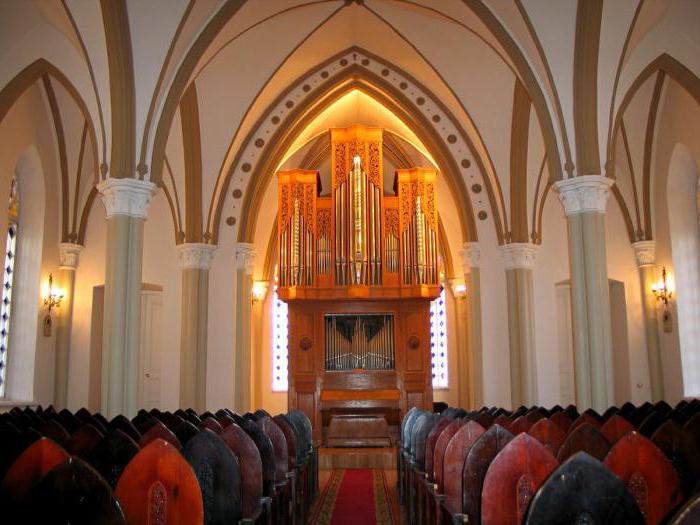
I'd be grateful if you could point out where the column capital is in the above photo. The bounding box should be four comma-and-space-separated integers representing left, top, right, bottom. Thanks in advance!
632, 240, 656, 267
460, 242, 481, 274
58, 242, 83, 270
177, 243, 216, 270
553, 175, 614, 215
97, 178, 158, 219
234, 242, 256, 275
499, 242, 538, 270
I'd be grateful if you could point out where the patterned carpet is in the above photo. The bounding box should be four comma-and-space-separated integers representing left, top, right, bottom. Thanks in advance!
310, 469, 395, 524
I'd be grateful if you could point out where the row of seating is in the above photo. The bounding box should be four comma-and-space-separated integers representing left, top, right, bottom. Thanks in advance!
0, 405, 318, 524
399, 400, 700, 525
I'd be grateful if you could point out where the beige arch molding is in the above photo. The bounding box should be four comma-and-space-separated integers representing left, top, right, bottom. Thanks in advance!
0, 58, 100, 246
210, 48, 511, 246
609, 53, 700, 242
149, 0, 565, 187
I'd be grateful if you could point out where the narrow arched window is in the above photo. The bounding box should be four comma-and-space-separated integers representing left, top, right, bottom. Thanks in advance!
271, 271, 289, 392
0, 176, 19, 397
430, 283, 448, 388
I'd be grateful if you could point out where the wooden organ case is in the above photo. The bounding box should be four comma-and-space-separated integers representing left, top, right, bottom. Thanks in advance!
278, 125, 440, 444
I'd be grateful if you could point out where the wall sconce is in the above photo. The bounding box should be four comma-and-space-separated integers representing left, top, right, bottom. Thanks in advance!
42, 273, 64, 337
252, 280, 269, 304
652, 267, 673, 332
449, 278, 467, 298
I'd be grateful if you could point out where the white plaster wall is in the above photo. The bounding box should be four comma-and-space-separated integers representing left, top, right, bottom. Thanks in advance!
533, 193, 570, 407
68, 199, 105, 410
142, 191, 181, 410
606, 194, 650, 404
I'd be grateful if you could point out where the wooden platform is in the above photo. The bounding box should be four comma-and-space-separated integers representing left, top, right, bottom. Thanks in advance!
319, 447, 397, 470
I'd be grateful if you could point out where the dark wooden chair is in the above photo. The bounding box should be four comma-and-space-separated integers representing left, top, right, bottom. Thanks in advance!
604, 431, 682, 525
557, 422, 610, 462
139, 420, 182, 450
220, 422, 267, 523
115, 438, 203, 525
601, 414, 636, 444
199, 416, 224, 435
27, 456, 126, 524
528, 418, 566, 456
131, 412, 158, 435
630, 402, 655, 427
65, 422, 104, 458
433, 419, 467, 495
0, 437, 69, 521
569, 412, 602, 433
549, 411, 574, 433
481, 433, 558, 525
638, 411, 669, 438
109, 414, 141, 443
183, 429, 243, 525
669, 492, 700, 525
58, 409, 82, 433
174, 419, 201, 446
87, 428, 140, 488
459, 424, 513, 524
525, 452, 644, 524
652, 420, 700, 495
508, 415, 533, 435
601, 405, 619, 421
39, 418, 71, 446
493, 414, 512, 431
442, 421, 486, 518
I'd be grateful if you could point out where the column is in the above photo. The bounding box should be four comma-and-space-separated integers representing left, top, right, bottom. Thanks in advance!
97, 178, 157, 418
500, 243, 538, 408
234, 242, 255, 413
553, 175, 615, 412
459, 242, 484, 409
54, 242, 83, 408
177, 243, 216, 412
632, 240, 665, 401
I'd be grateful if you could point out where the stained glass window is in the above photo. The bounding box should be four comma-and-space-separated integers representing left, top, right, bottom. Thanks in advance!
430, 284, 448, 388
271, 286, 289, 392
0, 177, 18, 398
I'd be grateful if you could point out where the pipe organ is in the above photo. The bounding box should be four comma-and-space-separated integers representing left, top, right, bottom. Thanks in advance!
278, 125, 439, 444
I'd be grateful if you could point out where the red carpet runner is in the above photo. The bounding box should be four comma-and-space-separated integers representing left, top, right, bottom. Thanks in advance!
310, 469, 394, 524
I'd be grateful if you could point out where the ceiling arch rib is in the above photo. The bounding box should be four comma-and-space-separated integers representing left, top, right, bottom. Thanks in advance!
210, 48, 512, 246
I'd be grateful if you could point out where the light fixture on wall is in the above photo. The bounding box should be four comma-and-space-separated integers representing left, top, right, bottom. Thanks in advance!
652, 267, 673, 332
450, 278, 467, 298
42, 273, 64, 337
252, 280, 269, 304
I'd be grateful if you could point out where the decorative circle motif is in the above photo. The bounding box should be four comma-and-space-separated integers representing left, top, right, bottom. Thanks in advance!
471, 184, 482, 194
321, 71, 329, 79
254, 138, 265, 148
381, 68, 389, 76
340, 59, 348, 66
447, 134, 457, 144
416, 97, 425, 105
399, 82, 408, 90
461, 158, 471, 169
407, 335, 420, 349
432, 114, 441, 123
232, 189, 243, 199
300, 337, 313, 351
241, 163, 252, 173
361, 58, 370, 66
478, 211, 488, 220
271, 116, 280, 124
303, 84, 311, 92
226, 216, 236, 226
285, 100, 294, 109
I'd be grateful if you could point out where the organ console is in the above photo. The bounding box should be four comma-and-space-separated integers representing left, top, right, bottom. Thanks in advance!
278, 125, 440, 444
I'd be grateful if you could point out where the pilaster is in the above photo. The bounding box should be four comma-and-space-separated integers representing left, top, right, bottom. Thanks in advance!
499, 243, 538, 408
632, 241, 665, 401
234, 242, 256, 413
177, 243, 216, 412
459, 242, 483, 408
54, 243, 83, 408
